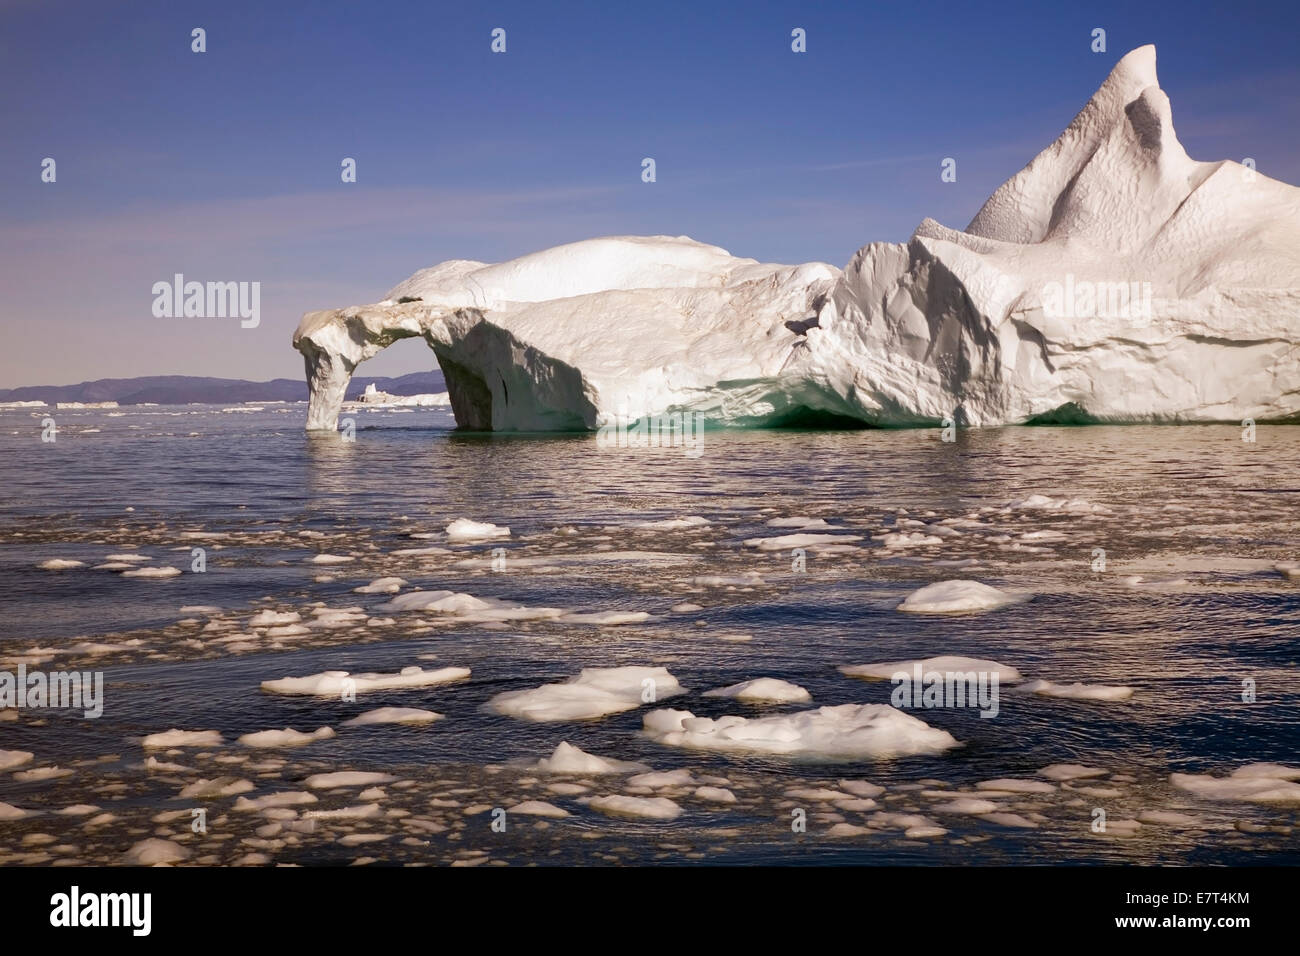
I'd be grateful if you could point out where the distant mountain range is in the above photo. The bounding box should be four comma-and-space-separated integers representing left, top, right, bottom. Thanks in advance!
0, 371, 445, 406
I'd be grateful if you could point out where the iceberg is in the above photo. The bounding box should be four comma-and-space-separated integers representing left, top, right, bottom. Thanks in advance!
294, 46, 1300, 431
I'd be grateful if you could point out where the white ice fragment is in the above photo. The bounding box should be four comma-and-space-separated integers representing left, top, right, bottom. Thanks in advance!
445, 519, 510, 543
702, 677, 811, 703
260, 666, 469, 696
643, 704, 959, 759
489, 666, 684, 722
897, 580, 1022, 614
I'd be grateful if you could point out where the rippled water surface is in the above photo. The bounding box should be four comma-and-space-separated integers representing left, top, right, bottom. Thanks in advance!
1, 403, 1298, 865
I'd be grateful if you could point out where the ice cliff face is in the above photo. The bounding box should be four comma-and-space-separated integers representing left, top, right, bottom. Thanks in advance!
294, 46, 1300, 431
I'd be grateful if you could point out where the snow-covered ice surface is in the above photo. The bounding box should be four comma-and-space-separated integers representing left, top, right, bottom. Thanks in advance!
897, 580, 1022, 614
642, 704, 961, 759
295, 45, 1300, 434
488, 666, 685, 722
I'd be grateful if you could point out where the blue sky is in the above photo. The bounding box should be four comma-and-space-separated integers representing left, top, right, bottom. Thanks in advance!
2, 0, 1298, 386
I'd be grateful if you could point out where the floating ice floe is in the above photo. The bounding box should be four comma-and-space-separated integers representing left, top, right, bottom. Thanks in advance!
141, 729, 223, 748
303, 803, 382, 820
530, 741, 649, 774
233, 792, 318, 812
702, 677, 812, 703
260, 665, 470, 696
179, 777, 254, 798
122, 565, 182, 578
0, 749, 34, 770
353, 577, 408, 594
1170, 763, 1300, 804
488, 666, 685, 722
377, 590, 563, 622
628, 769, 695, 789
249, 610, 301, 627
897, 580, 1022, 613
445, 519, 510, 543
840, 656, 1025, 683
587, 794, 683, 820
631, 516, 710, 531
123, 838, 190, 865
237, 727, 336, 748
642, 703, 960, 759
694, 786, 737, 804
875, 532, 944, 549
766, 517, 836, 529
341, 707, 443, 726
304, 771, 396, 789
14, 765, 72, 782
507, 800, 570, 818
743, 533, 863, 551
1039, 764, 1108, 781
975, 778, 1057, 794
1013, 679, 1133, 701
689, 572, 764, 587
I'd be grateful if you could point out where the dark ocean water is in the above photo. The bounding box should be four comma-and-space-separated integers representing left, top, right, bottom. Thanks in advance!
0, 402, 1297, 865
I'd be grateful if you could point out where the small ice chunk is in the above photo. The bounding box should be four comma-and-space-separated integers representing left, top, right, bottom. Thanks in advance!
975, 778, 1056, 794
341, 707, 443, 727
303, 803, 382, 820
307, 554, 353, 565
589, 795, 683, 820
931, 798, 1001, 814
628, 769, 695, 789
898, 580, 1021, 613
507, 800, 570, 818
632, 516, 710, 531
123, 838, 191, 865
0, 750, 35, 771
531, 741, 649, 774
122, 566, 182, 578
744, 533, 862, 551
702, 677, 811, 703
1170, 764, 1300, 803
488, 666, 684, 722
1039, 764, 1107, 781
260, 665, 470, 696
237, 727, 336, 748
353, 577, 408, 594
694, 786, 736, 804
446, 519, 510, 542
1015, 679, 1133, 701
644, 703, 959, 759
179, 777, 254, 798
249, 610, 301, 627
841, 656, 1024, 683
304, 771, 397, 789
142, 729, 223, 748
233, 792, 318, 812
